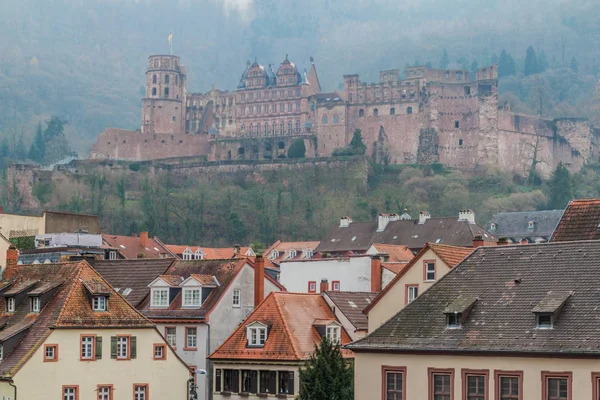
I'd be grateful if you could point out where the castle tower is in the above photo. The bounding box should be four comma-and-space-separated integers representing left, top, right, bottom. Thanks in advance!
141, 55, 187, 135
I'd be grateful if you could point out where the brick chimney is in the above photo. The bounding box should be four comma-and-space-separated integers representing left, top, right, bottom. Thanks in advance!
319, 279, 329, 293
371, 256, 382, 292
254, 254, 265, 307
140, 231, 149, 248
497, 237, 509, 246
472, 234, 484, 248
4, 245, 19, 280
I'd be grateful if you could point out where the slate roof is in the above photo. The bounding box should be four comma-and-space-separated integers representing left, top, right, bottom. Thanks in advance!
348, 240, 600, 356
209, 292, 353, 361
101, 234, 173, 259
0, 261, 152, 376
551, 199, 600, 242
324, 291, 378, 331
315, 222, 377, 253
89, 259, 174, 307
486, 210, 563, 240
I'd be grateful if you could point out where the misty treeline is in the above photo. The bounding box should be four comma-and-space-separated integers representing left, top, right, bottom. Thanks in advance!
3, 160, 596, 247
1, 0, 600, 155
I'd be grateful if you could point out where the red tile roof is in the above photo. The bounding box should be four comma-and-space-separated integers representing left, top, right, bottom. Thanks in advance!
102, 234, 173, 259
551, 199, 598, 242
164, 245, 254, 260
263, 240, 321, 265
364, 243, 473, 314
381, 262, 409, 274
372, 244, 414, 262
209, 292, 353, 361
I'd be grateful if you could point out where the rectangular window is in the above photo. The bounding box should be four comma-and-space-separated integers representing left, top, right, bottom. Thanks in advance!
241, 370, 258, 393
260, 370, 277, 394
183, 288, 201, 307
424, 261, 436, 281
153, 344, 166, 360
462, 370, 488, 400
332, 281, 341, 291
93, 296, 107, 311
308, 281, 317, 293
383, 366, 406, 400
233, 289, 241, 307
429, 368, 454, 400
494, 370, 522, 400
109, 251, 117, 260
7, 297, 14, 313
81, 335, 95, 360
406, 285, 419, 304
278, 371, 295, 394
223, 369, 240, 393
134, 384, 148, 400
455, 121, 460, 128
97, 385, 113, 400
63, 386, 78, 400
326, 326, 340, 343
215, 369, 222, 392
151, 288, 169, 307
542, 372, 571, 400
165, 327, 176, 348
44, 344, 58, 362
116, 336, 129, 359
32, 296, 40, 312
185, 327, 197, 349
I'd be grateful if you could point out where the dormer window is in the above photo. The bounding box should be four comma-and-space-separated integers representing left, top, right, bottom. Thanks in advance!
183, 248, 193, 260
194, 250, 204, 260
31, 297, 40, 313
444, 296, 477, 329
183, 288, 201, 307
447, 313, 461, 329
0, 344, 3, 361
270, 250, 279, 260
7, 298, 15, 313
489, 223, 496, 232
536, 313, 553, 329
93, 296, 107, 311
151, 288, 169, 308
326, 325, 340, 343
528, 220, 535, 230
287, 249, 297, 259
304, 249, 313, 259
246, 323, 268, 347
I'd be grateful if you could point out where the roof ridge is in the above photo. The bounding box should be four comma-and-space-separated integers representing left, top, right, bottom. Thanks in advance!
273, 293, 302, 359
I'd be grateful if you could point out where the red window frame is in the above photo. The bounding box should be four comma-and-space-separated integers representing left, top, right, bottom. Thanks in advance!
80, 334, 97, 361
184, 326, 198, 351
97, 384, 113, 400
332, 281, 341, 291
62, 385, 79, 400
43, 343, 58, 362
423, 260, 436, 281
153, 343, 166, 360
381, 366, 406, 400
308, 281, 317, 294
591, 372, 600, 400
494, 370, 523, 400
541, 371, 572, 400
404, 284, 419, 305
428, 368, 454, 400
461, 369, 489, 400
133, 384, 149, 400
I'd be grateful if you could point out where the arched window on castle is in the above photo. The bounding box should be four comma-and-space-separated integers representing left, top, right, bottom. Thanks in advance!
241, 124, 246, 132
280, 122, 284, 134
333, 113, 340, 124
165, 74, 169, 84
322, 114, 328, 125
407, 107, 413, 114
373, 109, 379, 116
390, 108, 396, 115
153, 74, 157, 84
164, 88, 169, 98
249, 124, 253, 133
288, 121, 292, 134
152, 88, 157, 96
296, 120, 300, 132
359, 109, 364, 117
272, 122, 276, 134
264, 124, 268, 135
256, 123, 261, 134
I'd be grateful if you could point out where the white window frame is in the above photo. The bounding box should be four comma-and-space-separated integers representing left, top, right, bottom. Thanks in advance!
63, 387, 77, 400
7, 297, 15, 313
81, 336, 94, 360
0, 344, 3, 361
425, 262, 436, 281
183, 288, 201, 307
109, 251, 117, 260
93, 296, 107, 311
303, 249, 313, 259
326, 325, 340, 344
154, 345, 164, 359
117, 336, 129, 359
247, 326, 267, 346
165, 327, 177, 347
332, 281, 340, 291
269, 250, 279, 260
232, 289, 241, 308
134, 385, 147, 400
287, 249, 297, 259
183, 248, 193, 260
98, 386, 111, 400
151, 288, 169, 308
186, 327, 197, 349
194, 249, 204, 260
407, 286, 419, 303
32, 296, 40, 312
45, 345, 56, 360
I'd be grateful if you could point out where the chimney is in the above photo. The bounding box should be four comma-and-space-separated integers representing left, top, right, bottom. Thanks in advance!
140, 231, 149, 248
254, 254, 265, 307
370, 256, 382, 292
418, 211, 431, 225
319, 279, 329, 293
0, 206, 4, 214
339, 216, 352, 228
458, 209, 476, 224
377, 213, 399, 232
234, 244, 240, 256
4, 246, 19, 280
472, 234, 484, 248
497, 237, 509, 246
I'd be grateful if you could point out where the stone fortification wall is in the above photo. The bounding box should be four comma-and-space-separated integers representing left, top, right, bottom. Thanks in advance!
90, 128, 210, 161
208, 135, 317, 161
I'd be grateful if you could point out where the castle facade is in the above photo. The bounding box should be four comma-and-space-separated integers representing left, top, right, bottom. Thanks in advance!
90, 55, 599, 177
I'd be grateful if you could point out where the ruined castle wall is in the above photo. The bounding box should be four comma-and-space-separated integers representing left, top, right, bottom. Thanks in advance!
555, 118, 593, 161
90, 128, 210, 161
208, 135, 317, 161
497, 111, 553, 137
316, 104, 347, 156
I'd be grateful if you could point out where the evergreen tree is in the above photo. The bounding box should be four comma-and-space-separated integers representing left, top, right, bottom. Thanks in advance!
298, 336, 353, 400
548, 162, 573, 209
570, 57, 579, 74
14, 134, 26, 160
524, 46, 539, 76
349, 129, 366, 155
498, 50, 517, 78
28, 123, 46, 163
439, 49, 449, 69
538, 50, 549, 72
287, 138, 306, 158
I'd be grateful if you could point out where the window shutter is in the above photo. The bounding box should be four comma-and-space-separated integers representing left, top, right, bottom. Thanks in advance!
96, 336, 102, 360
130, 336, 137, 359
110, 336, 117, 359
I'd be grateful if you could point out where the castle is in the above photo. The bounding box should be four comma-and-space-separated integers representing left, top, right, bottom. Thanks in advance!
90, 54, 599, 177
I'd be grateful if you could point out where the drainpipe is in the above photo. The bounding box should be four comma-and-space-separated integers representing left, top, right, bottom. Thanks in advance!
8, 378, 16, 400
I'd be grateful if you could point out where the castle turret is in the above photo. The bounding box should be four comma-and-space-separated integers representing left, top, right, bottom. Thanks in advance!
141, 55, 186, 135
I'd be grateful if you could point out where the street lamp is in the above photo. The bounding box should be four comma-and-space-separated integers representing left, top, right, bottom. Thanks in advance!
188, 369, 207, 400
